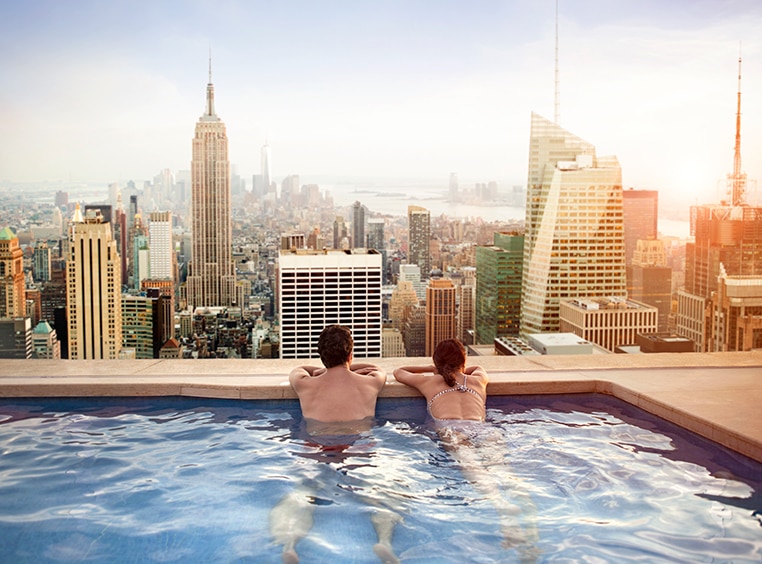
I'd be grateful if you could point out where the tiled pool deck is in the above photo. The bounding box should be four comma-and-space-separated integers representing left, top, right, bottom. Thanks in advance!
1, 351, 760, 462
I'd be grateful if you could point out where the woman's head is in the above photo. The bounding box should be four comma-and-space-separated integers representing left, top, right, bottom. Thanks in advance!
433, 339, 467, 387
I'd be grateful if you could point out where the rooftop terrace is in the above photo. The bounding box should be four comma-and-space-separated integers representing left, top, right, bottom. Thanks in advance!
1, 352, 760, 462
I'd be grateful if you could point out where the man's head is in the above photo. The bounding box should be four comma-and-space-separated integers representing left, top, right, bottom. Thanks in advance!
318, 325, 353, 368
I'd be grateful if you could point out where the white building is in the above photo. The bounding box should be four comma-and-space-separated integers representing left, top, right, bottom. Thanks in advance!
149, 211, 174, 281
278, 249, 382, 359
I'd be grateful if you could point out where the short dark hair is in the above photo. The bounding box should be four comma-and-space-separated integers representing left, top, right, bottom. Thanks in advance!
318, 325, 353, 368
433, 339, 466, 387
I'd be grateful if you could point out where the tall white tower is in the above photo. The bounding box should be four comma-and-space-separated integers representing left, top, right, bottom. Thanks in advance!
521, 113, 626, 335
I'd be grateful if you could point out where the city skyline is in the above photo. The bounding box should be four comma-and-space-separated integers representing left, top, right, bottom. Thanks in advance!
1, 1, 762, 208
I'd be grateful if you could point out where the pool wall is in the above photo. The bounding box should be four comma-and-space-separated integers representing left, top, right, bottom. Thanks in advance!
0, 351, 760, 463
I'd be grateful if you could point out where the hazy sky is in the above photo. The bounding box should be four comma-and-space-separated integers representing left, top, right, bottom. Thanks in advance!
1, 0, 761, 206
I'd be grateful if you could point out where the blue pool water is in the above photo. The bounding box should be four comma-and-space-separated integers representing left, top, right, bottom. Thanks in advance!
0, 394, 760, 563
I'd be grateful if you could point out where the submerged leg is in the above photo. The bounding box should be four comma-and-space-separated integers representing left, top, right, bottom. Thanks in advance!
371, 508, 402, 564
269, 489, 316, 563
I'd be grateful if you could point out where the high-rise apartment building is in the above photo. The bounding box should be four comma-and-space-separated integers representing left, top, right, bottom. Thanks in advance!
278, 249, 382, 359
521, 113, 627, 336
408, 205, 431, 278
186, 67, 236, 308
149, 211, 174, 281
622, 189, 658, 265
0, 227, 26, 317
352, 201, 366, 249
475, 232, 524, 344
66, 207, 122, 359
425, 277, 456, 356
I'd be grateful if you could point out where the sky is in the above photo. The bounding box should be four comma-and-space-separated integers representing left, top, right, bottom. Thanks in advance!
1, 0, 761, 208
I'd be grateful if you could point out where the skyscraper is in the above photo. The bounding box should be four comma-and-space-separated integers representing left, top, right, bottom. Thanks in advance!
186, 64, 236, 308
627, 239, 672, 332
676, 57, 762, 351
66, 206, 122, 359
476, 232, 524, 344
352, 201, 366, 249
278, 248, 382, 359
521, 113, 627, 335
0, 227, 26, 318
622, 189, 658, 265
425, 277, 456, 356
408, 205, 431, 278
33, 241, 52, 283
149, 211, 174, 281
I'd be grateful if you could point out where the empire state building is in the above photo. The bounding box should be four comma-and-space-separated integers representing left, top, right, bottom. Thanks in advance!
186, 66, 236, 308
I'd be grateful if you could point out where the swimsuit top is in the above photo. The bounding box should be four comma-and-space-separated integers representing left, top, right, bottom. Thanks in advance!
426, 374, 484, 421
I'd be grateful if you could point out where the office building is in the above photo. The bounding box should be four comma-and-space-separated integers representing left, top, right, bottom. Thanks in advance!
622, 189, 658, 265
402, 304, 426, 357
627, 239, 672, 332
278, 248, 382, 359
710, 267, 762, 352
559, 297, 658, 353
333, 216, 348, 250
0, 317, 32, 359
521, 113, 627, 336
121, 295, 155, 359
0, 227, 26, 317
186, 65, 236, 308
408, 205, 431, 278
677, 58, 762, 351
382, 327, 405, 358
32, 320, 61, 359
456, 266, 476, 344
33, 241, 52, 283
66, 206, 122, 359
149, 211, 174, 281
352, 201, 366, 249
389, 280, 419, 331
425, 277, 456, 356
475, 232, 524, 344
398, 263, 426, 301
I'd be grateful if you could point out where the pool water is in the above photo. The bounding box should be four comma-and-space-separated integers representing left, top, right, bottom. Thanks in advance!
0, 394, 760, 563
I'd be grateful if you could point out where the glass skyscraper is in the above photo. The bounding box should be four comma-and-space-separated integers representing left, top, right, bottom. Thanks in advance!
521, 113, 627, 335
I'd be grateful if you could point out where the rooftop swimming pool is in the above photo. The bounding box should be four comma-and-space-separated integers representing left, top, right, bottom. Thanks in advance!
1, 394, 760, 563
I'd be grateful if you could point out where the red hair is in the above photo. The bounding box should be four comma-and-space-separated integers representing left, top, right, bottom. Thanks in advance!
433, 339, 466, 387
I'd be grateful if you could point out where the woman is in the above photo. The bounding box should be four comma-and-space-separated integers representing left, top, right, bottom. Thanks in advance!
393, 339, 488, 422
394, 339, 539, 561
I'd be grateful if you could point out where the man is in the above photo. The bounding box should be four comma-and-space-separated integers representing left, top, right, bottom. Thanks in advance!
271, 325, 399, 564
288, 324, 386, 424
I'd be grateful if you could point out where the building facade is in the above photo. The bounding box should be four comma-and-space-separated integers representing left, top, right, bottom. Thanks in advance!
0, 227, 26, 318
278, 249, 382, 359
149, 211, 174, 281
475, 232, 524, 344
559, 297, 658, 353
66, 207, 122, 359
521, 113, 627, 336
627, 239, 672, 332
408, 205, 431, 278
622, 189, 658, 265
186, 68, 236, 308
425, 277, 456, 356
710, 267, 762, 352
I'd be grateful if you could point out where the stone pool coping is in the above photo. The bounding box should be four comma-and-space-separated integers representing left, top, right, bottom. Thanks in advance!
1, 351, 761, 463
